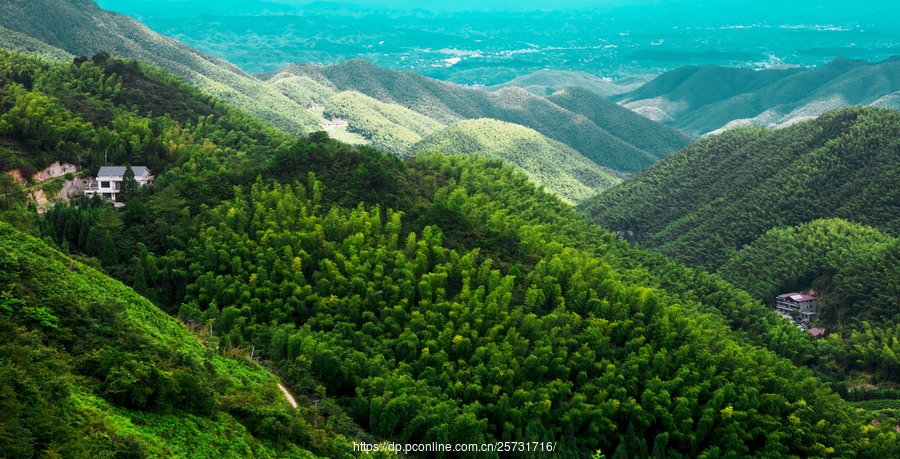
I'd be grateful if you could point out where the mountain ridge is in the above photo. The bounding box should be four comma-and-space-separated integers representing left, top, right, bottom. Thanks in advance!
271, 58, 692, 173
616, 56, 900, 135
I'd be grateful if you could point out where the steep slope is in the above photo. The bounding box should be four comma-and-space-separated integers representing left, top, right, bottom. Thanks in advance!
0, 0, 319, 134
548, 86, 694, 158
0, 221, 335, 458
410, 118, 622, 204
0, 24, 73, 63
272, 59, 686, 173
579, 107, 900, 270
616, 57, 900, 135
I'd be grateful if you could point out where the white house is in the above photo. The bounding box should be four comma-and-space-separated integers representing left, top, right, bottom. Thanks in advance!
775, 292, 818, 322
84, 166, 153, 205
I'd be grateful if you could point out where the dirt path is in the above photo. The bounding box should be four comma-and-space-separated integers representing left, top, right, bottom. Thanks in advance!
278, 383, 299, 409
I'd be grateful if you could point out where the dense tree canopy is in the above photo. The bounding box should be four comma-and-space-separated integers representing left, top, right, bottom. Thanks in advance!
1, 49, 898, 457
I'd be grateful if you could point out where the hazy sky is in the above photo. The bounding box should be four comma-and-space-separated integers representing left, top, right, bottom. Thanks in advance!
96, 0, 900, 22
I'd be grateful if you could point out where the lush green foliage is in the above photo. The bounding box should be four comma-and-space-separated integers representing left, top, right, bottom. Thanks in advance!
718, 219, 897, 324
324, 90, 445, 154
581, 107, 900, 270
548, 87, 694, 158
582, 109, 900, 412
0, 222, 335, 458
2, 48, 898, 457
715, 219, 900, 386
411, 118, 621, 204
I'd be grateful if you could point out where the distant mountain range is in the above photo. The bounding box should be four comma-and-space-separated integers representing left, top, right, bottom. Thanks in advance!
0, 0, 694, 204
611, 57, 900, 136
270, 60, 693, 175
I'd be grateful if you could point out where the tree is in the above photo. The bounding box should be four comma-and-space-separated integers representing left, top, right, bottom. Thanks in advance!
119, 164, 140, 203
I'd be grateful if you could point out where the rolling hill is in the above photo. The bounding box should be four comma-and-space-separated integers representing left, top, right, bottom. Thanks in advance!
270, 59, 692, 173
716, 218, 898, 326
615, 56, 900, 135
410, 118, 622, 204
548, 86, 695, 160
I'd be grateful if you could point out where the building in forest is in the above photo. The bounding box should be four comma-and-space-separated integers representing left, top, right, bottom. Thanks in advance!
775, 292, 817, 322
84, 166, 153, 206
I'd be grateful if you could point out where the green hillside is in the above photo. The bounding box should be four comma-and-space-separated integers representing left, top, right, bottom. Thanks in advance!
615, 57, 900, 135
411, 118, 621, 204
274, 59, 684, 173
717, 219, 897, 322
580, 110, 900, 398
1, 48, 898, 457
717, 220, 900, 393
324, 91, 445, 154
0, 221, 340, 458
548, 87, 694, 159
0, 0, 321, 135
580, 107, 900, 270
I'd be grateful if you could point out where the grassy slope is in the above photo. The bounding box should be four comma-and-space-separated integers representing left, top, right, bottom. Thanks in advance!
0, 25, 73, 63
0, 0, 320, 135
410, 118, 622, 204
324, 90, 445, 154
484, 69, 650, 98
0, 221, 324, 458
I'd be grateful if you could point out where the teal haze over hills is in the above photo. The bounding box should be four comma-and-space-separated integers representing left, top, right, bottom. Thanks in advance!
96, 0, 900, 83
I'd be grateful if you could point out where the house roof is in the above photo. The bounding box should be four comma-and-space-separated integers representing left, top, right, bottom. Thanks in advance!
777, 292, 816, 302
97, 166, 150, 177
807, 328, 825, 337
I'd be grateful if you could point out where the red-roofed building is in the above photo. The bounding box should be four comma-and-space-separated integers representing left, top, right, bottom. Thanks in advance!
775, 292, 818, 321
807, 328, 825, 338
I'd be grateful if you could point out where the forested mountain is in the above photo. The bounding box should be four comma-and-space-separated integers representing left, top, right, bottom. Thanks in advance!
0, 0, 320, 134
1, 49, 898, 457
410, 119, 622, 204
580, 109, 900, 401
580, 107, 900, 270
548, 87, 695, 160
270, 59, 692, 173
614, 56, 900, 135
